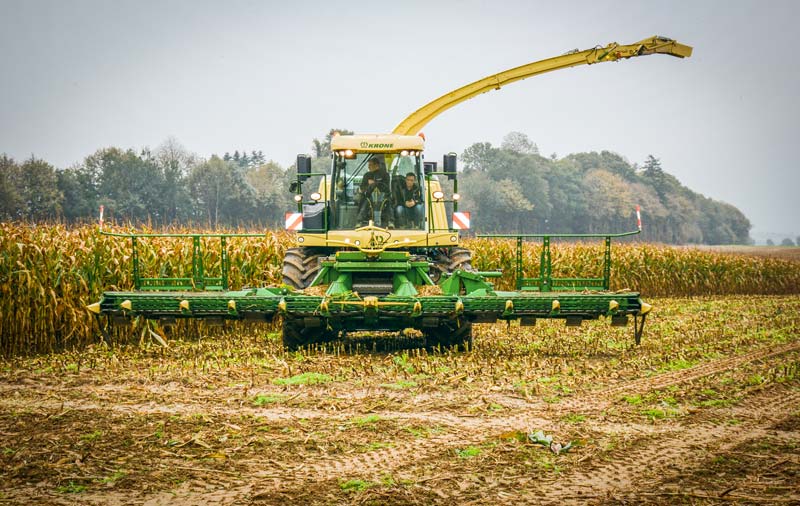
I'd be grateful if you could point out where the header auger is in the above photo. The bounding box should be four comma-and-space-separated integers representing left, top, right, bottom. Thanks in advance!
89, 36, 690, 350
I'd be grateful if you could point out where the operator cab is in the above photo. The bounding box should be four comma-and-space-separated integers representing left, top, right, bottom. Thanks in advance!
329, 134, 427, 231
292, 133, 459, 242
330, 151, 424, 230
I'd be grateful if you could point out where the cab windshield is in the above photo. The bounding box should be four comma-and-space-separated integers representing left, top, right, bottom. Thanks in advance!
330, 152, 424, 230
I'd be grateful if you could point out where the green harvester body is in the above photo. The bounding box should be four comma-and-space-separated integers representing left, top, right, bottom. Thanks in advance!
92, 228, 650, 348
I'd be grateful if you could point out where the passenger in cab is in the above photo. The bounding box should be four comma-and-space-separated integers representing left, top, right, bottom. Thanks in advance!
394, 172, 423, 229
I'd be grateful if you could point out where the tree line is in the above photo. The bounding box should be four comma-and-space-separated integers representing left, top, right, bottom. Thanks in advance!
0, 130, 752, 244
767, 238, 799, 247
0, 138, 292, 228
458, 132, 751, 244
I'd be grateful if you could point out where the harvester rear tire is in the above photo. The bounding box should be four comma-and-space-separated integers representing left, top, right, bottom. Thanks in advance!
282, 248, 323, 289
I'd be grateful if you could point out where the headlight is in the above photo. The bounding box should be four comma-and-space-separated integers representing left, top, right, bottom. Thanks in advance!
432, 190, 444, 199
344, 149, 354, 157
452, 193, 460, 201
293, 194, 303, 202
310, 192, 321, 201
354, 240, 361, 246
401, 150, 409, 156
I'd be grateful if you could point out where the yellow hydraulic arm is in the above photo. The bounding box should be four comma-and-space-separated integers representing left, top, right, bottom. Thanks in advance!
392, 36, 692, 135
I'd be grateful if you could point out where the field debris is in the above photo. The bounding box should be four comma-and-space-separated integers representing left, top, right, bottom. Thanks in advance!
301, 284, 329, 296
529, 430, 573, 454
416, 284, 444, 296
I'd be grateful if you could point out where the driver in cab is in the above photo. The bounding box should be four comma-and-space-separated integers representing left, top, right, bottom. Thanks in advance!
359, 156, 390, 195
356, 156, 392, 226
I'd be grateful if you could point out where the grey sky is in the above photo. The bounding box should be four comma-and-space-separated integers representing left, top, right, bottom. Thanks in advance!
1, 0, 798, 238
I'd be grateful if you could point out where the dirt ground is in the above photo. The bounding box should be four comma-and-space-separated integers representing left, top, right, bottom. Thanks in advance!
1, 295, 798, 505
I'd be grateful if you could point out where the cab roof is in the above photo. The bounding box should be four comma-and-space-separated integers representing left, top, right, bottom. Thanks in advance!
330, 133, 425, 152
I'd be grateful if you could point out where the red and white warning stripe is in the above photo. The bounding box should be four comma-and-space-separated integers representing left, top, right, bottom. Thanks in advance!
99, 205, 104, 227
452, 211, 471, 230
285, 212, 303, 231
636, 205, 642, 230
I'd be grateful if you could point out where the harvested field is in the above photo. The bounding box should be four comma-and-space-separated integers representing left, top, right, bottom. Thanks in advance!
1, 295, 798, 505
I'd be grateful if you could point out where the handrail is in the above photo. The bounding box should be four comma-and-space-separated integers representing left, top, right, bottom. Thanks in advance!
97, 228, 268, 291
478, 229, 640, 239
100, 230, 266, 238
477, 229, 640, 291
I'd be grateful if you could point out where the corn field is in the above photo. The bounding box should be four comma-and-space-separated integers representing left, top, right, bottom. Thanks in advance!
469, 239, 800, 294
2, 223, 799, 356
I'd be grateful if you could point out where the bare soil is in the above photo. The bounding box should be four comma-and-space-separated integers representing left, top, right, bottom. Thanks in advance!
1, 295, 798, 505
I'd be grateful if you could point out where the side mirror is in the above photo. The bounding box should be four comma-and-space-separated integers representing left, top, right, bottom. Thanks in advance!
443, 153, 457, 180
297, 154, 312, 181
424, 161, 437, 175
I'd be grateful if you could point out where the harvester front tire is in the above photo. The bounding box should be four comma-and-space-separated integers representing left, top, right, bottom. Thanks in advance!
281, 318, 304, 350
424, 319, 472, 352
281, 317, 335, 351
431, 247, 475, 283
447, 247, 474, 273
282, 248, 322, 289
452, 321, 473, 351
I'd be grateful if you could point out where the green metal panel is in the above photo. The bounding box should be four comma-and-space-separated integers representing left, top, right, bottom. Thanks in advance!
334, 261, 410, 272
221, 236, 229, 290
540, 236, 552, 292
603, 236, 611, 290
192, 236, 203, 289
327, 273, 352, 296
99, 289, 642, 323
132, 236, 140, 289
336, 251, 409, 261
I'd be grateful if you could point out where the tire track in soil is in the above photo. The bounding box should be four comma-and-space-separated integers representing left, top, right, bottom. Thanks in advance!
555, 339, 800, 414
72, 340, 799, 505
6, 341, 797, 433
380, 384, 800, 506
0, 396, 503, 431
244, 340, 800, 493
524, 384, 800, 505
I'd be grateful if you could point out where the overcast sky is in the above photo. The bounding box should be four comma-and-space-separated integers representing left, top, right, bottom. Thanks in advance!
1, 0, 798, 238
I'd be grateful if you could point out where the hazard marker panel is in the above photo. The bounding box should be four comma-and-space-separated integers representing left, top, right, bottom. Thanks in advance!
636, 205, 642, 230
285, 212, 303, 231
452, 211, 471, 230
